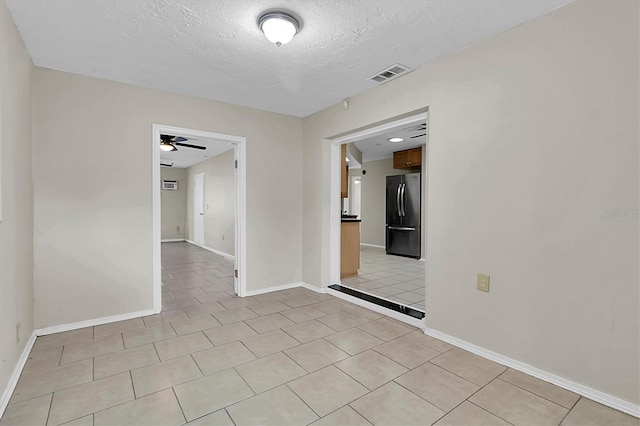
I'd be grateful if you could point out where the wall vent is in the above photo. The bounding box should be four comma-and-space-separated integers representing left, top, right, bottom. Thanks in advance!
368, 64, 412, 84
162, 180, 178, 191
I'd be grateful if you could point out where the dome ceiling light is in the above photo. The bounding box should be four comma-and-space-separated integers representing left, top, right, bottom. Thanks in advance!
258, 11, 301, 47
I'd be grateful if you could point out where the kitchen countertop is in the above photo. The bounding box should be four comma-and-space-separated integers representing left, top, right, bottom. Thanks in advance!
341, 218, 362, 223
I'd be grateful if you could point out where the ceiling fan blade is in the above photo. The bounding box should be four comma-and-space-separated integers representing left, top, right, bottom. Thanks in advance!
161, 163, 173, 167
173, 137, 188, 142
175, 142, 206, 150
410, 134, 427, 138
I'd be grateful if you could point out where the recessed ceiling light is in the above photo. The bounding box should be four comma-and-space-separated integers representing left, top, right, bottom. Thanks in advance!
388, 137, 404, 143
258, 11, 301, 47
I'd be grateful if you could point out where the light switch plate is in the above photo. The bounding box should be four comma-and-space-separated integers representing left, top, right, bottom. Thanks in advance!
477, 274, 490, 292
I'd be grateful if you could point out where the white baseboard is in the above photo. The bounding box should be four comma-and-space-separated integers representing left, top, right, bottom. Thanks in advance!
161, 238, 185, 243
185, 240, 235, 260
300, 282, 326, 294
360, 243, 385, 249
35, 309, 158, 336
0, 331, 37, 417
244, 282, 304, 297
326, 287, 424, 329
423, 327, 640, 418
202, 245, 234, 260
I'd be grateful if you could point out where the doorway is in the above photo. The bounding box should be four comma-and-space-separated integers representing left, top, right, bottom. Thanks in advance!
152, 124, 248, 312
193, 173, 205, 246
326, 111, 429, 322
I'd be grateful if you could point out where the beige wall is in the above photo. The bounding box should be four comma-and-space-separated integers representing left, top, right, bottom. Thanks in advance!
0, 0, 34, 403
32, 69, 303, 328
186, 149, 236, 257
160, 168, 187, 240
303, 0, 639, 406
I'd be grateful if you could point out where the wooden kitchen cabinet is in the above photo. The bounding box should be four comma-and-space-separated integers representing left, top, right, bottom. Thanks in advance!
393, 147, 422, 169
340, 221, 360, 278
341, 144, 348, 198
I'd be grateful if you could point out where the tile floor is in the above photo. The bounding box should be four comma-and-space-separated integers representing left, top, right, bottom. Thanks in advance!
341, 246, 426, 311
1, 242, 637, 425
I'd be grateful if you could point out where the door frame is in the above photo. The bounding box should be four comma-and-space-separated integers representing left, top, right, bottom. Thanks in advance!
152, 124, 248, 313
193, 172, 206, 247
326, 111, 429, 286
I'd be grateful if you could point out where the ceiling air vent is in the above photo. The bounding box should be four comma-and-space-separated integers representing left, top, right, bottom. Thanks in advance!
368, 64, 412, 84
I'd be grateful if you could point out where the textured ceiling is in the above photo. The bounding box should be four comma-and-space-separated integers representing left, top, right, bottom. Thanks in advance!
7, 0, 572, 117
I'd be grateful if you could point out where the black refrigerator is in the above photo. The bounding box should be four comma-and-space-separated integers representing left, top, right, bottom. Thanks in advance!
386, 172, 421, 258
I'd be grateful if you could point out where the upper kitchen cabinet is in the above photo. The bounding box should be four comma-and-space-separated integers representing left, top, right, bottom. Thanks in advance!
341, 144, 348, 198
393, 147, 422, 170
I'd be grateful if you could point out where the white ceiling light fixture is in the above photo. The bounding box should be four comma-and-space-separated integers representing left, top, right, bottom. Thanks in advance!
388, 137, 404, 143
258, 11, 301, 47
160, 140, 177, 151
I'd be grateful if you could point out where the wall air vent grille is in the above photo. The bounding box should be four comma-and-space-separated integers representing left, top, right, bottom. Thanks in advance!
162, 180, 178, 191
368, 63, 413, 84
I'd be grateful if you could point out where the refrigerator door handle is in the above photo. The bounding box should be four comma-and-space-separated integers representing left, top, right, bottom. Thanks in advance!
400, 183, 406, 216
396, 184, 402, 217
388, 226, 416, 231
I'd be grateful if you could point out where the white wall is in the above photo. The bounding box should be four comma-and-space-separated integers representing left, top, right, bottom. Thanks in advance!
32, 69, 303, 328
186, 149, 236, 257
160, 167, 187, 240
303, 0, 638, 407
0, 0, 34, 405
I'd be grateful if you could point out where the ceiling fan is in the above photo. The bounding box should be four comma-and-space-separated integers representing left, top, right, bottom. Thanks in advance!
161, 162, 173, 167
160, 134, 206, 152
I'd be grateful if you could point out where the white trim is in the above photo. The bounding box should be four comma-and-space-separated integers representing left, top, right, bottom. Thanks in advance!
35, 309, 157, 336
152, 124, 247, 303
184, 239, 234, 260
327, 287, 424, 329
244, 282, 303, 297
300, 282, 326, 294
423, 327, 640, 418
0, 331, 37, 417
192, 172, 206, 247
202, 245, 235, 260
360, 243, 385, 249
327, 111, 429, 288
161, 238, 185, 243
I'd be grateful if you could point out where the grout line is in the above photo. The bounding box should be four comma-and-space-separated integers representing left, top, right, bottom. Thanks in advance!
467, 400, 515, 425
559, 395, 582, 424
223, 407, 238, 426
128, 370, 136, 399
44, 392, 54, 426
496, 375, 577, 411
284, 381, 324, 419
171, 387, 188, 423
189, 353, 206, 377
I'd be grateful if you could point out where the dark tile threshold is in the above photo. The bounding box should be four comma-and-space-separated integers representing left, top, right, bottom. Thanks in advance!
328, 284, 425, 320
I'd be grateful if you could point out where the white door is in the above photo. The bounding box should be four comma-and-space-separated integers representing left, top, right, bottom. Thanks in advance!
193, 173, 205, 246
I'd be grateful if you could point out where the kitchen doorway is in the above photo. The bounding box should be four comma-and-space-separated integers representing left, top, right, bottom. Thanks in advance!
152, 124, 248, 313
326, 111, 428, 325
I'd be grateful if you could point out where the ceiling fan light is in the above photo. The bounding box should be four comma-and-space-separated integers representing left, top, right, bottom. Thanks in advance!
259, 12, 300, 46
160, 141, 177, 151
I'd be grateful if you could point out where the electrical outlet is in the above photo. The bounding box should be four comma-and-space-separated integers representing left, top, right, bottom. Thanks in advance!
16, 322, 21, 343
477, 274, 490, 292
